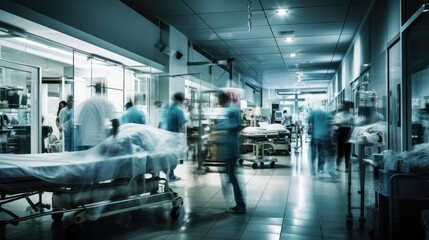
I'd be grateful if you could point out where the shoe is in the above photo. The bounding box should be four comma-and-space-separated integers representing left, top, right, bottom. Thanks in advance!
317, 169, 324, 173
226, 206, 246, 214
335, 167, 340, 171
169, 175, 181, 182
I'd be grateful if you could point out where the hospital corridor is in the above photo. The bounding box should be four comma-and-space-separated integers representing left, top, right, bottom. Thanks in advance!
1, 0, 429, 240
1, 141, 374, 240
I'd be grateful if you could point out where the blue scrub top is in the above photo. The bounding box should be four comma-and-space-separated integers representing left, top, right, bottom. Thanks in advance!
121, 106, 146, 125
162, 103, 187, 133
216, 104, 242, 160
307, 108, 331, 140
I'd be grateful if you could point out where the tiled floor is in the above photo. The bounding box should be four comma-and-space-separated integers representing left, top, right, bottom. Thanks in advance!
2, 142, 376, 240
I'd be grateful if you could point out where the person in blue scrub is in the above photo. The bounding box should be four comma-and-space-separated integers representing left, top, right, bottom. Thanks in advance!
162, 92, 187, 181
216, 91, 246, 214
120, 101, 146, 125
307, 105, 332, 174
58, 95, 74, 151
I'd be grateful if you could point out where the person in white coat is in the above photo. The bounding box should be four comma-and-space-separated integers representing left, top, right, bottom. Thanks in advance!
75, 83, 118, 151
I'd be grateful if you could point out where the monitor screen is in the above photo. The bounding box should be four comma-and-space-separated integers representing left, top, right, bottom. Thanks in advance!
275, 111, 282, 118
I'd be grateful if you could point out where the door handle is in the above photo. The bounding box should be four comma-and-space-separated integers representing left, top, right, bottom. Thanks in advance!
397, 84, 401, 127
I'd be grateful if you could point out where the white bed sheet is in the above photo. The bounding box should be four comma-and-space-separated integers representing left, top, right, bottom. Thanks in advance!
0, 124, 186, 186
241, 124, 289, 138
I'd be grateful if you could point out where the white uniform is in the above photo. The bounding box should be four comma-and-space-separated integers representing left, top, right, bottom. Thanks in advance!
76, 96, 116, 148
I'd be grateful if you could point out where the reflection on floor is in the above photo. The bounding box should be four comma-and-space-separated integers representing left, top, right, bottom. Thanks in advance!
3, 142, 376, 240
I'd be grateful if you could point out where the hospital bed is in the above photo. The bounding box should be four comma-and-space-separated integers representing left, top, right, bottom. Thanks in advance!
239, 124, 290, 169
0, 124, 185, 239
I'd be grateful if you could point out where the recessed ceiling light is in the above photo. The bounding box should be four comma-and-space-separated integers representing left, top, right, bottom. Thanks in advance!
284, 37, 294, 42
289, 53, 297, 57
276, 9, 288, 16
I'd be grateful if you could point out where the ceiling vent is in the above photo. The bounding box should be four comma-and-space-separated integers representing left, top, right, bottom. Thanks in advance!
278, 30, 295, 36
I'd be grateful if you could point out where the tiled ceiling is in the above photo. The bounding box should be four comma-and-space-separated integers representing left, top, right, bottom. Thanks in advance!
132, 0, 372, 90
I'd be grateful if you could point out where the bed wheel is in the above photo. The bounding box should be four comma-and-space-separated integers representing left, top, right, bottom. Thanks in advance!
170, 206, 181, 220
252, 163, 257, 169
270, 161, 275, 168
52, 210, 64, 221
65, 223, 82, 238
238, 159, 243, 165
259, 162, 264, 167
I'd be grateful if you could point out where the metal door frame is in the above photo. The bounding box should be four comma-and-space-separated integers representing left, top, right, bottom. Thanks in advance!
0, 59, 41, 153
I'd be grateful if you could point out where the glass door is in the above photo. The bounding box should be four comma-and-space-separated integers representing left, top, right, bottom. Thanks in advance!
405, 9, 429, 149
388, 41, 402, 151
0, 59, 40, 153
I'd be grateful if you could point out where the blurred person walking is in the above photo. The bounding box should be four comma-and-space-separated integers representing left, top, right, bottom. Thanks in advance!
333, 101, 354, 172
307, 105, 332, 174
281, 109, 293, 152
75, 83, 119, 151
58, 96, 74, 152
281, 109, 292, 129
216, 91, 246, 214
161, 92, 187, 181
120, 100, 146, 124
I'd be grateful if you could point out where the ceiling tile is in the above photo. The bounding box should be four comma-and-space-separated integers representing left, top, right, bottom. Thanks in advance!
131, 0, 373, 90
185, 0, 262, 14
214, 26, 273, 39
347, 3, 372, 22
276, 34, 353, 46
240, 54, 283, 61
162, 14, 208, 30
265, 5, 349, 25
199, 11, 269, 29
224, 38, 277, 47
136, 0, 194, 16
271, 22, 344, 37
261, 0, 349, 9
278, 44, 338, 53
234, 46, 280, 55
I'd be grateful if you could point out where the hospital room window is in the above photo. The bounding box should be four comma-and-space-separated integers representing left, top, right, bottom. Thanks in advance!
407, 12, 429, 146
125, 70, 149, 117
73, 52, 124, 116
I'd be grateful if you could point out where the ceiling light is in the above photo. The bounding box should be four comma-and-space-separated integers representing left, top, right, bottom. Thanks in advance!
276, 9, 288, 16
289, 53, 297, 57
284, 37, 294, 42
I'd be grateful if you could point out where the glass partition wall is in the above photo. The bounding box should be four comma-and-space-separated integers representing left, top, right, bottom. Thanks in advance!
0, 33, 152, 153
407, 11, 429, 147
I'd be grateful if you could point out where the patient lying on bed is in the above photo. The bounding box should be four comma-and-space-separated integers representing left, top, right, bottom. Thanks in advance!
0, 124, 186, 187
97, 123, 186, 176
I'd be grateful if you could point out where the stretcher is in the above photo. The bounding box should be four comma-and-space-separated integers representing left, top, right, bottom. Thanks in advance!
0, 124, 185, 239
239, 124, 289, 169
